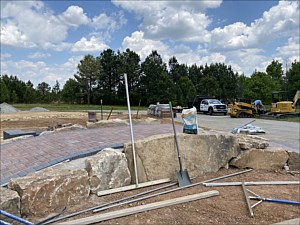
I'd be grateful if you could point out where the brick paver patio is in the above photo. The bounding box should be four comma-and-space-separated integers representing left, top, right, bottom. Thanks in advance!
0, 123, 181, 185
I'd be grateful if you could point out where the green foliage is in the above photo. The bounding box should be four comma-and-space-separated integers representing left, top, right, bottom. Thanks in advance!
0, 78, 9, 102
61, 78, 81, 104
36, 82, 51, 103
52, 80, 61, 103
74, 54, 100, 104
24, 81, 37, 103
243, 71, 275, 104
266, 59, 283, 90
178, 76, 196, 105
1, 49, 299, 109
286, 61, 300, 100
97, 49, 118, 104
141, 51, 176, 104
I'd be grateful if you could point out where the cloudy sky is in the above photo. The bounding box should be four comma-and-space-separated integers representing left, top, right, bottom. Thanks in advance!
1, 0, 299, 88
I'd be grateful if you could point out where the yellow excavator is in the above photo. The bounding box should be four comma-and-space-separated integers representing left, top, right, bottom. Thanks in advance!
265, 90, 300, 118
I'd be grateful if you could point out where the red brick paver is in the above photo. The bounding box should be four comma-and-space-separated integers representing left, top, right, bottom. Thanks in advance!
0, 124, 181, 184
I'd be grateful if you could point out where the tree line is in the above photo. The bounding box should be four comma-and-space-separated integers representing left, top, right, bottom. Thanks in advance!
1, 49, 299, 106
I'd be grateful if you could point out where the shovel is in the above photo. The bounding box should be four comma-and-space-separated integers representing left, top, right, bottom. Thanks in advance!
169, 102, 192, 187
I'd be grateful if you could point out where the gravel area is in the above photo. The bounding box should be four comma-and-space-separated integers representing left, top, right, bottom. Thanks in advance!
29, 107, 50, 112
0, 103, 21, 113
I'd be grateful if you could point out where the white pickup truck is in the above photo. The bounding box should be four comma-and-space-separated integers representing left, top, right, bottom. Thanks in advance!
200, 99, 227, 115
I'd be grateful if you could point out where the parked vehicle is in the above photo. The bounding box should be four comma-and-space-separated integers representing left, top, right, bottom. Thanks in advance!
200, 99, 227, 115
188, 95, 216, 112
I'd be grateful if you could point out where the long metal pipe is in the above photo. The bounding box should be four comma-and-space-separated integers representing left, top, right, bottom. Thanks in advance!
203, 181, 300, 186
43, 169, 252, 224
42, 181, 181, 224
93, 169, 253, 213
124, 73, 139, 186
0, 210, 34, 225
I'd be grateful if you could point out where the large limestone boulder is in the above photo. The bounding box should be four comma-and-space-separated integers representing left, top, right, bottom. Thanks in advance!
230, 147, 289, 170
8, 168, 89, 217
287, 151, 300, 171
124, 131, 240, 183
0, 187, 20, 223
85, 148, 131, 194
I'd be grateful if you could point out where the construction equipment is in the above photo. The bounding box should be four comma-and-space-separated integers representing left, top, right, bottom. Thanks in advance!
229, 99, 262, 118
271, 90, 299, 113
262, 90, 300, 119
169, 102, 192, 187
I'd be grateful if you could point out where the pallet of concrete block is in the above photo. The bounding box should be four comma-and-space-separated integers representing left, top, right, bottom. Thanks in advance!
147, 103, 174, 118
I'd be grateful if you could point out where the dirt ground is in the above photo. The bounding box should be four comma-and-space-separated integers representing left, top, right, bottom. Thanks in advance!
1, 111, 300, 224
32, 169, 300, 225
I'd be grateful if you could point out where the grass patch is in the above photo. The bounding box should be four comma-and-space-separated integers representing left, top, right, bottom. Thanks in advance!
12, 104, 147, 111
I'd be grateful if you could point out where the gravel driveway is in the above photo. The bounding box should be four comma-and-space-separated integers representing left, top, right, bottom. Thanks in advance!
175, 113, 299, 153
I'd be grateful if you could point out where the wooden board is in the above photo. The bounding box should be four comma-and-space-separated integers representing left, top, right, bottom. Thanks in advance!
58, 190, 219, 225
97, 178, 171, 196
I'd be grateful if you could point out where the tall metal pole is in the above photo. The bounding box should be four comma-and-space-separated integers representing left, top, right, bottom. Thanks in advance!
124, 73, 139, 186
100, 99, 103, 120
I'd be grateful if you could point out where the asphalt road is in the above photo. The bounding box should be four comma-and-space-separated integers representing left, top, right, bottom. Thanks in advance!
175, 113, 299, 153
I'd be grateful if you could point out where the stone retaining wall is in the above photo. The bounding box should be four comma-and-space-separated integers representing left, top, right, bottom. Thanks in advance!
0, 132, 298, 223
124, 131, 240, 183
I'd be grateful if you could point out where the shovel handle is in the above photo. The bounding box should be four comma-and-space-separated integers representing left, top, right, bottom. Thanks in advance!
169, 102, 184, 172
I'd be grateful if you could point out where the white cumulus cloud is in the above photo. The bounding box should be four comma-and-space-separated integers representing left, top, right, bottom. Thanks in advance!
211, 1, 299, 51
72, 36, 109, 52
91, 11, 127, 32
28, 52, 51, 59
113, 1, 217, 42
59, 5, 90, 27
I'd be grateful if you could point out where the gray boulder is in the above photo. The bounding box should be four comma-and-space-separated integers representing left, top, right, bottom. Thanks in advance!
8, 167, 89, 217
230, 147, 289, 170
85, 148, 131, 194
0, 187, 20, 223
124, 131, 240, 183
287, 151, 300, 171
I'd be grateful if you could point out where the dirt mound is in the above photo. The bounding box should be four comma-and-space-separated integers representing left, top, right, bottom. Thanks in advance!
29, 107, 50, 112
0, 103, 21, 114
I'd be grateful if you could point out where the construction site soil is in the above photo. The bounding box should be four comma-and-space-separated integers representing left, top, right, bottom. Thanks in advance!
1, 111, 299, 224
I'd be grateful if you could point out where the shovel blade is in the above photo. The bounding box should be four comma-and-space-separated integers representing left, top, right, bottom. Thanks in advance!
176, 170, 192, 187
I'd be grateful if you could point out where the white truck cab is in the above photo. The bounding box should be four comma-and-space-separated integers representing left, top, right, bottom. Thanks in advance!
200, 99, 227, 115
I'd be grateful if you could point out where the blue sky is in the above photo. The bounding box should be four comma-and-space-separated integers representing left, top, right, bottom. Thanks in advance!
1, 0, 299, 88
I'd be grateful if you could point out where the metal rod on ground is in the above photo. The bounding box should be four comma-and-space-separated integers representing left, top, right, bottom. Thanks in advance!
203, 181, 300, 186
136, 99, 141, 119
0, 210, 34, 225
42, 181, 182, 225
93, 169, 253, 213
107, 107, 113, 120
124, 73, 138, 187
42, 169, 252, 224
